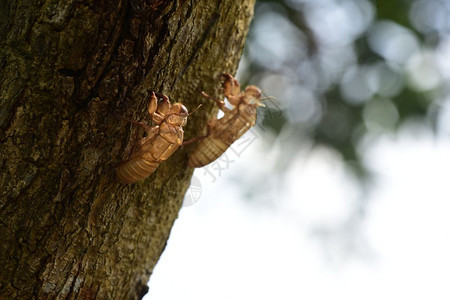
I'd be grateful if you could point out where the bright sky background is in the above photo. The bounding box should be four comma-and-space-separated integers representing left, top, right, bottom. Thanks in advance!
144, 1, 450, 298
144, 126, 450, 300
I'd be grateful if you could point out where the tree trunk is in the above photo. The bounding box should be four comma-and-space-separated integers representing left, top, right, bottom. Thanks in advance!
0, 1, 255, 298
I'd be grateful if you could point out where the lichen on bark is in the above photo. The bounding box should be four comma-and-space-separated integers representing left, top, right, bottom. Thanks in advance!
0, 0, 255, 299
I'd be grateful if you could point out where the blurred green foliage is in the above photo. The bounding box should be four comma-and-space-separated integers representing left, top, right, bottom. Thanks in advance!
239, 0, 448, 181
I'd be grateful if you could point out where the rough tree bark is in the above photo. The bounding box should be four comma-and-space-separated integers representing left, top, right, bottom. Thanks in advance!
0, 0, 255, 298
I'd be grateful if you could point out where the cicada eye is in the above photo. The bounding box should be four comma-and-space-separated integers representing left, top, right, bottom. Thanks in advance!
180, 105, 188, 115
172, 103, 188, 115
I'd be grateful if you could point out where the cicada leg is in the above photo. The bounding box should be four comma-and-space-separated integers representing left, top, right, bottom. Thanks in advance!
222, 73, 241, 106
201, 91, 231, 113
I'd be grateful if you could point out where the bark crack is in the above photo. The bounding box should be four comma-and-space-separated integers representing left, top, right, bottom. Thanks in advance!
172, 11, 220, 89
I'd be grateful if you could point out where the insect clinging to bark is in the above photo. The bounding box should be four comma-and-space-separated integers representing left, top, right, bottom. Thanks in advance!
187, 73, 265, 168
116, 92, 189, 184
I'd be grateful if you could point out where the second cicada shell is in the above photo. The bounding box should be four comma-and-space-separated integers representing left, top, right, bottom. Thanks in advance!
116, 92, 188, 184
187, 74, 264, 168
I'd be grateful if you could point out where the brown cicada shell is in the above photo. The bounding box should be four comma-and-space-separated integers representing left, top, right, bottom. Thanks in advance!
116, 92, 188, 184
187, 74, 264, 168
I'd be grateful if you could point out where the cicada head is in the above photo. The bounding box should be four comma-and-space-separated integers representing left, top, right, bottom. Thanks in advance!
167, 103, 188, 126
243, 85, 263, 106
